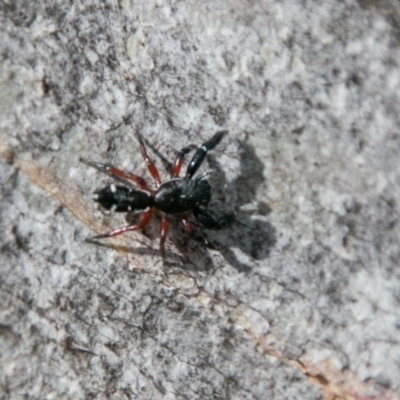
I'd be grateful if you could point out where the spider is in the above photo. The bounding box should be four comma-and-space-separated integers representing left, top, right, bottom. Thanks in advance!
80, 131, 233, 255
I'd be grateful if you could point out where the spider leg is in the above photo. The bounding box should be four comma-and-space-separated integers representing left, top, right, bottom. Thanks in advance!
172, 145, 196, 177
91, 209, 152, 239
179, 214, 193, 233
180, 215, 215, 249
178, 213, 216, 249
185, 131, 227, 179
138, 136, 161, 187
80, 158, 151, 192
159, 215, 169, 255
193, 207, 234, 230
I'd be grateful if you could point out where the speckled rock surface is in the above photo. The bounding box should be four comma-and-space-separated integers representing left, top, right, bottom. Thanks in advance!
1, 1, 400, 399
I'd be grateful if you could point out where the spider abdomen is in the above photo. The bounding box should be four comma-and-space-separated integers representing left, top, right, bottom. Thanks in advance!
94, 185, 153, 212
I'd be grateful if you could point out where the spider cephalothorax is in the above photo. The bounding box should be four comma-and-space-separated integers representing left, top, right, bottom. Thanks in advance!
80, 131, 232, 254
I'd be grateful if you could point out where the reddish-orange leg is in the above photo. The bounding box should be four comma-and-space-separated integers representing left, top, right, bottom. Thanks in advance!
159, 215, 169, 255
92, 209, 152, 239
138, 137, 162, 187
80, 158, 151, 193
172, 145, 196, 177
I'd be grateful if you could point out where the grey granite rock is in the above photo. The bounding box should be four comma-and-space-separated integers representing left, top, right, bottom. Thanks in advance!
1, 1, 400, 399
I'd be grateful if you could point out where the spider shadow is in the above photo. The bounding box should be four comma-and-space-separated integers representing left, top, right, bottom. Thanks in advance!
86, 233, 201, 272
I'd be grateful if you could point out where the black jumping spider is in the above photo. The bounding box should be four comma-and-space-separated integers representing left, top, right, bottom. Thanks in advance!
80, 131, 233, 255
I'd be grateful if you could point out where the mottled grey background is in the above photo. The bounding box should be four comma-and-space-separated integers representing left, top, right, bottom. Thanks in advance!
1, 1, 400, 399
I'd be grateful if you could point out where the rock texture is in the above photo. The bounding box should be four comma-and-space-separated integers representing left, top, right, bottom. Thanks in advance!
1, 1, 400, 399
